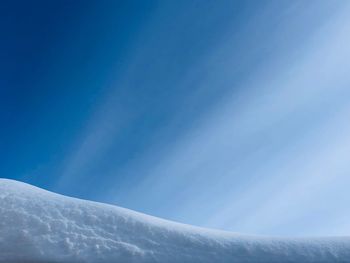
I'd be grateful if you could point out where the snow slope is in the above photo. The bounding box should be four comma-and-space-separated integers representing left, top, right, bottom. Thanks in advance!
0, 179, 349, 263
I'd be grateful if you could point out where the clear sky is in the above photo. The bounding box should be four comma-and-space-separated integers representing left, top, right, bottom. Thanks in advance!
2, 0, 350, 237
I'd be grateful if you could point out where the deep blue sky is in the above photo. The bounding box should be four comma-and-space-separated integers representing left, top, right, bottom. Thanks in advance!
2, 0, 350, 236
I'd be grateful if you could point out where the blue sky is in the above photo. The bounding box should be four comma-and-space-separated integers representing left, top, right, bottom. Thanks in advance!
2, 0, 350, 237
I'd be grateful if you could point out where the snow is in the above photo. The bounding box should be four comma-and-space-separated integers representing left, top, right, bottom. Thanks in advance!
0, 179, 349, 263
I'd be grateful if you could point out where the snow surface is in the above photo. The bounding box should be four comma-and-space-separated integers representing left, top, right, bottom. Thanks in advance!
0, 179, 349, 263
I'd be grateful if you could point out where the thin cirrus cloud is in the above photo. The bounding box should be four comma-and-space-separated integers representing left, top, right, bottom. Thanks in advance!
206, 9, 350, 236
55, 1, 350, 236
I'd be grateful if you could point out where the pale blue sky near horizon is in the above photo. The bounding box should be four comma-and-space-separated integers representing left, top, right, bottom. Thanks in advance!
2, 0, 350, 237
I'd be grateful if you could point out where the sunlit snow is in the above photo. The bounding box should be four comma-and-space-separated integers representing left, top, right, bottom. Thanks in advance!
0, 179, 349, 263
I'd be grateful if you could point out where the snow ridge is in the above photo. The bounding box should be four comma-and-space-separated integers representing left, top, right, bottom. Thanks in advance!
0, 179, 349, 263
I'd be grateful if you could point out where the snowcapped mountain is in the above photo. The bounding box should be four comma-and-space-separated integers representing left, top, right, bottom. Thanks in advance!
0, 178, 349, 263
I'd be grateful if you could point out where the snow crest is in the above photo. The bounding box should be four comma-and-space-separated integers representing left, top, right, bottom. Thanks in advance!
0, 179, 349, 263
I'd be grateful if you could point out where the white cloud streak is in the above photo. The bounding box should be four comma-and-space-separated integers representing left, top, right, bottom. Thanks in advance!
112, 2, 350, 236
56, 1, 350, 236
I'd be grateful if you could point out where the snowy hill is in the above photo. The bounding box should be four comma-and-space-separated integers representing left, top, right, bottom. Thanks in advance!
0, 179, 349, 263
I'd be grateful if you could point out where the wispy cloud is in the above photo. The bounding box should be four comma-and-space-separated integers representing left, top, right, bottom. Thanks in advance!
111, 2, 350, 236
56, 1, 350, 236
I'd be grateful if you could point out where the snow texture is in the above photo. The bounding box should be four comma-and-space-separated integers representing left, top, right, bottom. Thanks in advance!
0, 179, 349, 263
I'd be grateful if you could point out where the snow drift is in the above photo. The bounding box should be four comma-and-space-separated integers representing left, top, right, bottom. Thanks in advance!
0, 179, 349, 263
